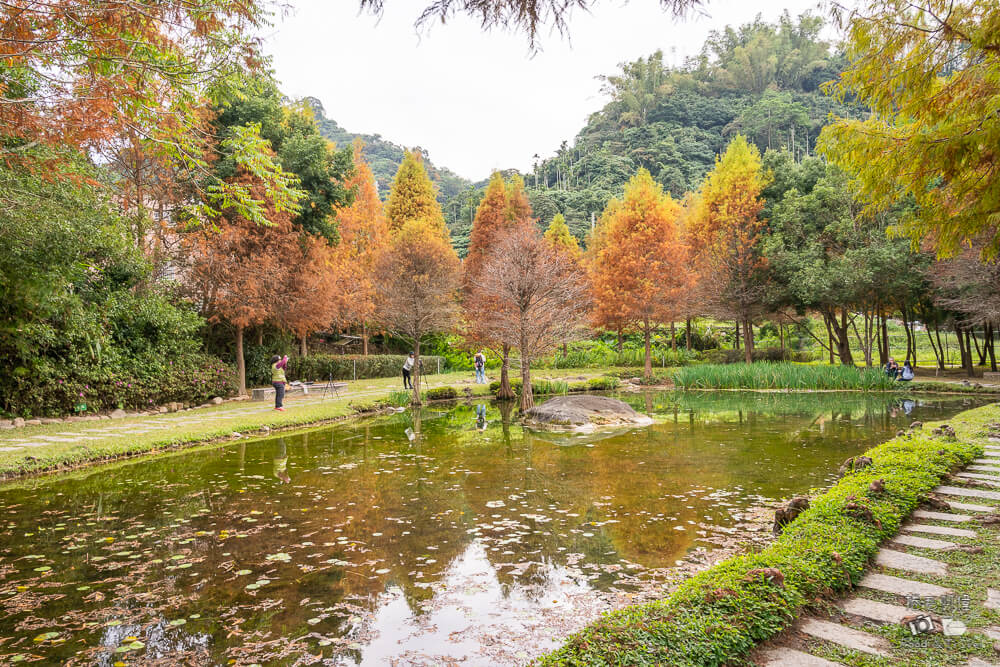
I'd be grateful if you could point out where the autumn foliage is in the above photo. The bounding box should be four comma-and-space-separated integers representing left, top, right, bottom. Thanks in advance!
591, 169, 691, 377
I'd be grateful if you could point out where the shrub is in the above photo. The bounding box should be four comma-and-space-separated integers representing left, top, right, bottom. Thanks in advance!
540, 407, 989, 666
6, 353, 237, 417
568, 381, 589, 392
488, 377, 568, 397
286, 354, 445, 383
703, 347, 816, 364
385, 390, 411, 407
587, 376, 622, 390
672, 363, 899, 391
424, 386, 458, 400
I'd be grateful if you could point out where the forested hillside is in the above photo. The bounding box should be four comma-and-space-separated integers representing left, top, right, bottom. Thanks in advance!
450, 12, 857, 243
307, 97, 473, 207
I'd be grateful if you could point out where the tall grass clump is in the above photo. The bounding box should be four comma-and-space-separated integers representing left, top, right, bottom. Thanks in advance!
672, 363, 898, 391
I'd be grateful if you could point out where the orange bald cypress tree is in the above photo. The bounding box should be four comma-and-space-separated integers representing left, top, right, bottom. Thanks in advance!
463, 172, 535, 399
592, 168, 691, 379
337, 142, 390, 354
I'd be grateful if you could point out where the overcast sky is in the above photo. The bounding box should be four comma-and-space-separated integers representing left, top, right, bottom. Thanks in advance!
266, 0, 834, 181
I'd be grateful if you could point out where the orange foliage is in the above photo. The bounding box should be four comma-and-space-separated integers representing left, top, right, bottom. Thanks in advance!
591, 169, 691, 376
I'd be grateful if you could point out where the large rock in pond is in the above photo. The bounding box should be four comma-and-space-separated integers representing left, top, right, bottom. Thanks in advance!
523, 395, 652, 431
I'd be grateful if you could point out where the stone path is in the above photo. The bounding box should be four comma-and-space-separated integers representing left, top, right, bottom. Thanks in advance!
757, 441, 1000, 667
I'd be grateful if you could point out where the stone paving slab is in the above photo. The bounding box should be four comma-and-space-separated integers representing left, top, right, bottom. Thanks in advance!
799, 617, 889, 656
902, 523, 977, 538
839, 597, 912, 623
966, 659, 1000, 667
859, 572, 953, 597
986, 589, 1000, 611
956, 474, 1000, 488
982, 627, 1000, 642
875, 548, 948, 575
759, 647, 842, 666
892, 534, 959, 550
975, 458, 1000, 465
935, 485, 1000, 501
969, 465, 1000, 473
913, 509, 973, 522
947, 501, 996, 513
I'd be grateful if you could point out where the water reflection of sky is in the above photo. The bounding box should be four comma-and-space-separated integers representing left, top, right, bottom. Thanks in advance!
0, 392, 986, 665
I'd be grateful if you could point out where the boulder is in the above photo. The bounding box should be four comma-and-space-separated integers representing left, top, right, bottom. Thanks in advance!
109, 409, 127, 419
211, 396, 223, 405
25, 419, 41, 426
522, 395, 652, 431
12, 417, 25, 428
40, 418, 61, 425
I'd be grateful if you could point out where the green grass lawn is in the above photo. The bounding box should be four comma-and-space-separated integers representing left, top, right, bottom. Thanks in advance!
0, 368, 606, 479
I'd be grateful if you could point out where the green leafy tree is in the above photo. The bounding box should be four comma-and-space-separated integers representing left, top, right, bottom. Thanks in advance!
819, 0, 1000, 258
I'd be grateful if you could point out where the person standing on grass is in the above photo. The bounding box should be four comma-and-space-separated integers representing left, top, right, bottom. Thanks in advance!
402, 352, 415, 390
271, 354, 289, 411
474, 350, 486, 384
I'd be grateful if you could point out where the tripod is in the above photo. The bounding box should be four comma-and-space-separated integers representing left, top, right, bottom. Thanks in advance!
320, 371, 342, 399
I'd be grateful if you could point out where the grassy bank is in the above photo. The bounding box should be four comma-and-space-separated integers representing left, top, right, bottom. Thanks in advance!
673, 362, 900, 390
539, 402, 999, 666
0, 369, 606, 480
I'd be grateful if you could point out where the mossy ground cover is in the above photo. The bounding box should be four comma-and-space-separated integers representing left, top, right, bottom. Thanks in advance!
0, 368, 606, 479
539, 402, 1000, 666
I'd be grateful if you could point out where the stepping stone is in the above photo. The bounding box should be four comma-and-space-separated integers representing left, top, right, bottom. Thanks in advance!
893, 534, 958, 550
987, 589, 1000, 611
948, 501, 995, 512
875, 548, 948, 575
839, 597, 912, 624
976, 458, 1000, 464
966, 660, 1000, 667
859, 572, 953, 597
969, 465, 1000, 473
759, 647, 842, 666
913, 509, 973, 522
982, 627, 1000, 642
903, 523, 976, 538
957, 474, 1000, 487
799, 618, 889, 656
936, 485, 1000, 501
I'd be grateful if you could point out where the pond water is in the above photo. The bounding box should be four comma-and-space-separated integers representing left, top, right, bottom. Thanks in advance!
0, 392, 986, 665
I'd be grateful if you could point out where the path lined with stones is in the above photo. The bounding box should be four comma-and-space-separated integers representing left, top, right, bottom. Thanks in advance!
758, 441, 1000, 667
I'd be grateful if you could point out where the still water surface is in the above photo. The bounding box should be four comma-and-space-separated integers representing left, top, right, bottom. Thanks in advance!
0, 392, 985, 665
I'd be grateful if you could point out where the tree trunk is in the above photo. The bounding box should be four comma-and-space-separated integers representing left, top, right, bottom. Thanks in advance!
734, 321, 740, 350
616, 327, 623, 353
926, 324, 945, 370
235, 325, 246, 396
779, 323, 784, 353
300, 335, 307, 357
643, 318, 653, 380
901, 306, 914, 365
962, 328, 975, 377
562, 342, 567, 358
827, 308, 854, 366
743, 319, 753, 364
973, 327, 985, 366
496, 343, 515, 400
685, 318, 692, 351
256, 328, 263, 346
878, 310, 889, 367
411, 340, 422, 405
362, 322, 369, 356
520, 351, 533, 411
987, 322, 998, 372
825, 316, 835, 365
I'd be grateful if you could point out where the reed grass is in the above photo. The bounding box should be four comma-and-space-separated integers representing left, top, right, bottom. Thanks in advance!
672, 363, 899, 391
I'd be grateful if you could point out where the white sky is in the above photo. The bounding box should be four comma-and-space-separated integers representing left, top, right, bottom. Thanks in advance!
266, 0, 833, 181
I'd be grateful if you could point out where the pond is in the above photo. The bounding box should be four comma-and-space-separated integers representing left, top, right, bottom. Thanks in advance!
0, 392, 987, 665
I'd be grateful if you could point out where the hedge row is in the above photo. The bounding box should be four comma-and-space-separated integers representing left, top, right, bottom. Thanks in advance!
539, 406, 991, 666
286, 354, 445, 382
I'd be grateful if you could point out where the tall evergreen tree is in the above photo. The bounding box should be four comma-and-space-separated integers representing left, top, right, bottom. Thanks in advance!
386, 150, 447, 236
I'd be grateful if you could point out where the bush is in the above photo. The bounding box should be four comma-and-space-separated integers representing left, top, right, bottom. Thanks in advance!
703, 347, 816, 364
488, 377, 568, 397
538, 339, 697, 369
540, 407, 989, 666
6, 353, 236, 417
384, 390, 412, 407
587, 376, 622, 390
286, 354, 445, 383
424, 386, 458, 400
672, 363, 899, 391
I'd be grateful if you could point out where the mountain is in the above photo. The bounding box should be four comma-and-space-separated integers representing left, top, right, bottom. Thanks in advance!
492, 11, 861, 242
306, 98, 472, 203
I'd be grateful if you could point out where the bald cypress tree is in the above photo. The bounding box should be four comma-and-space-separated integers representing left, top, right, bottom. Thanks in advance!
386, 150, 447, 236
